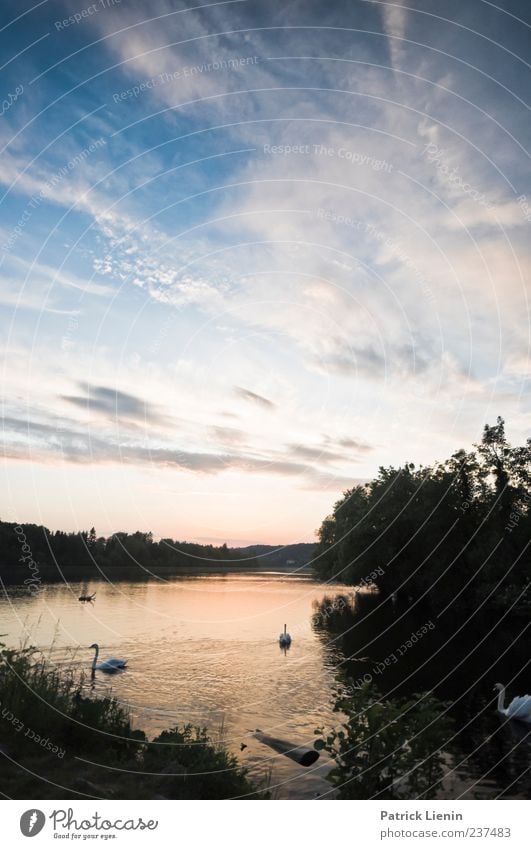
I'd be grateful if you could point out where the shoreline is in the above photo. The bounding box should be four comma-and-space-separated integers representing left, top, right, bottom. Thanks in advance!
0, 564, 316, 587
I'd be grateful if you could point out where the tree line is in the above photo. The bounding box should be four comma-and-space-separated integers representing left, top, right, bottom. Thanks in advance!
0, 523, 255, 583
314, 418, 530, 614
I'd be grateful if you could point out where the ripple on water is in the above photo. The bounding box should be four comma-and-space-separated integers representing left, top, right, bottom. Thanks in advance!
0, 573, 348, 798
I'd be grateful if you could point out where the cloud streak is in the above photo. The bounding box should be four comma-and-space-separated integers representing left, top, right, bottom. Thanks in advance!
1, 409, 355, 490
234, 386, 276, 409
61, 384, 170, 426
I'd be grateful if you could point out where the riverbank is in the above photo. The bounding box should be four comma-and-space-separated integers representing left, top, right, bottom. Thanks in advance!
0, 645, 265, 800
0, 519, 315, 586
0, 563, 316, 588
0, 572, 346, 799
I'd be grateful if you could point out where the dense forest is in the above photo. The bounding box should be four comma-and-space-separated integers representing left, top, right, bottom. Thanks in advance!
314, 418, 530, 615
311, 418, 530, 799
0, 523, 256, 584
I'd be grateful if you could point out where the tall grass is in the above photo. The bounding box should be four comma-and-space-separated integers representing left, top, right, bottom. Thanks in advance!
0, 644, 263, 799
0, 644, 138, 757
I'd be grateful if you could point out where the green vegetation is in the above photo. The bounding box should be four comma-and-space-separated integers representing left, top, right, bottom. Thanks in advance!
315, 418, 530, 614
316, 682, 454, 799
312, 420, 530, 799
0, 645, 261, 799
0, 524, 256, 584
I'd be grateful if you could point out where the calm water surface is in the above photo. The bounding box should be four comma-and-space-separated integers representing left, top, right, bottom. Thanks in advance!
0, 572, 348, 799
2, 573, 528, 799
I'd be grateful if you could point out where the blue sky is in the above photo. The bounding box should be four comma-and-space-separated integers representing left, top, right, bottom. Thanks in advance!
1, 0, 530, 543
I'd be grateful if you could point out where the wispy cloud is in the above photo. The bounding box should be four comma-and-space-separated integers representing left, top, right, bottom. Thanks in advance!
379, 0, 409, 70
234, 386, 276, 409
1, 408, 356, 490
210, 425, 247, 445
1, 0, 529, 539
325, 436, 374, 453
60, 384, 171, 427
288, 443, 345, 463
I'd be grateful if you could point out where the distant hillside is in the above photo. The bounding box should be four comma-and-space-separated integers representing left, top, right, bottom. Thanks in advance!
236, 543, 316, 571
0, 520, 256, 585
0, 518, 317, 585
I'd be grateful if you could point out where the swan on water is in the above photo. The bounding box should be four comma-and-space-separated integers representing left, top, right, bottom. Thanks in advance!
90, 643, 127, 673
279, 624, 292, 647
494, 683, 531, 723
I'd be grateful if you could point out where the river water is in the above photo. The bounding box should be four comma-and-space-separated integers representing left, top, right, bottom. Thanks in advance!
1, 572, 529, 799
0, 572, 347, 799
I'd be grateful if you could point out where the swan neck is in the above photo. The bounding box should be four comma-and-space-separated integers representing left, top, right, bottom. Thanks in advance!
92, 646, 99, 669
497, 687, 506, 712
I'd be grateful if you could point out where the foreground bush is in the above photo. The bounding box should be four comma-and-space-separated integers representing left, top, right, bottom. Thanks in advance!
0, 646, 261, 799
144, 726, 256, 799
316, 682, 454, 799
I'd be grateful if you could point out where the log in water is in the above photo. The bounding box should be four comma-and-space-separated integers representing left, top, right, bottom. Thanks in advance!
254, 731, 320, 766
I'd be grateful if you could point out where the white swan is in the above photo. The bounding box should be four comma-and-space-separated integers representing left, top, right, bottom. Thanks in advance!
90, 643, 127, 673
494, 683, 531, 723
279, 624, 292, 647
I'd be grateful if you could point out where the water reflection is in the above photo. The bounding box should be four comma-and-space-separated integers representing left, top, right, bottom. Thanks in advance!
313, 591, 530, 799
0, 573, 346, 799
2, 575, 527, 799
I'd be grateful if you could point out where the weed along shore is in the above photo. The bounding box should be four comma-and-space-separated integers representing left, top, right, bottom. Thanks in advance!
0, 645, 265, 800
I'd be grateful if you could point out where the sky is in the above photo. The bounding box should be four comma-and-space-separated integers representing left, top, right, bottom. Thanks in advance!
0, 0, 530, 545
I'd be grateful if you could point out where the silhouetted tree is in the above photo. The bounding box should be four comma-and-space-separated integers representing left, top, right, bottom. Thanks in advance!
315, 419, 530, 614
